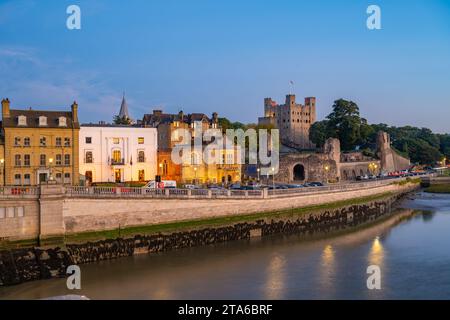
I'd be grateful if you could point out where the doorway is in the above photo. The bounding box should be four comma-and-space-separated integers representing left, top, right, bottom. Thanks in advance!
293, 164, 305, 181
85, 171, 93, 185
114, 169, 121, 183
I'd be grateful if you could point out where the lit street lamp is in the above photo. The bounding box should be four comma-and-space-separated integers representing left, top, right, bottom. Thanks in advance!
257, 167, 260, 182
48, 158, 54, 182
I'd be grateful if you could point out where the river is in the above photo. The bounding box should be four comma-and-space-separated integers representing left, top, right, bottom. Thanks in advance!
1, 191, 450, 300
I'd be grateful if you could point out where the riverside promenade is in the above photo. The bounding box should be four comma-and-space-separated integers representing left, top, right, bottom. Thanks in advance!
0, 177, 422, 244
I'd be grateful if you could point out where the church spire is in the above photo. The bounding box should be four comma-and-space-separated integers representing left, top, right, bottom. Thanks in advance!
119, 92, 131, 120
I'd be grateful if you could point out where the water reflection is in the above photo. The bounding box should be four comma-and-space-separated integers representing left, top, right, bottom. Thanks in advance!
264, 254, 286, 299
368, 237, 384, 267
319, 245, 336, 296
1, 192, 449, 299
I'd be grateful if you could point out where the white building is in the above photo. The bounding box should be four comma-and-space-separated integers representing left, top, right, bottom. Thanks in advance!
79, 125, 158, 184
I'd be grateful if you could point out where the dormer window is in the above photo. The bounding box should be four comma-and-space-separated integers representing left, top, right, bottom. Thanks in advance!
39, 116, 47, 126
17, 115, 27, 126
58, 116, 67, 127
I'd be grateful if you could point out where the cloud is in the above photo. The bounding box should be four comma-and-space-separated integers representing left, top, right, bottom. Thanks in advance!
0, 45, 123, 123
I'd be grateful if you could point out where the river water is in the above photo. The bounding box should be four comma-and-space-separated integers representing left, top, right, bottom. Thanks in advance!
1, 191, 450, 300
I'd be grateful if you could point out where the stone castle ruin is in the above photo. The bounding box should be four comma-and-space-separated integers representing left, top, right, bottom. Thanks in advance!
260, 94, 410, 183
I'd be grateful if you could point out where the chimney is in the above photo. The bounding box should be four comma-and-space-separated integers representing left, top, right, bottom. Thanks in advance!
71, 101, 79, 123
153, 110, 162, 116
2, 98, 10, 119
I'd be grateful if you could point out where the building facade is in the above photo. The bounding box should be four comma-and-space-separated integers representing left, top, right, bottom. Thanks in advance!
258, 94, 316, 149
79, 125, 158, 184
142, 109, 241, 185
0, 98, 80, 186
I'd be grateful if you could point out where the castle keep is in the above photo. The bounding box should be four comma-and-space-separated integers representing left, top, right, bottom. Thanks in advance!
258, 94, 316, 149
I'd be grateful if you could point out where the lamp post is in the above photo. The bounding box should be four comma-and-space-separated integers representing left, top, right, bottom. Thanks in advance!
194, 167, 197, 186
48, 158, 54, 182
271, 167, 275, 189
324, 165, 330, 183
257, 167, 260, 182
0, 158, 5, 186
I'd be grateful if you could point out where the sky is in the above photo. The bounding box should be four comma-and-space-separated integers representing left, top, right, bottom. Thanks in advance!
0, 0, 449, 132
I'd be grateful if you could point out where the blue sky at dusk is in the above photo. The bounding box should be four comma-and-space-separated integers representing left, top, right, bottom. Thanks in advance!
0, 0, 449, 132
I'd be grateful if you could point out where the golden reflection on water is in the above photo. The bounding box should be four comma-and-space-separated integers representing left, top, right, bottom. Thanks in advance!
368, 236, 384, 267
264, 253, 286, 299
318, 245, 336, 294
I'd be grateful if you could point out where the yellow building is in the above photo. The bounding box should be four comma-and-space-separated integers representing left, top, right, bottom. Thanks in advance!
0, 98, 80, 186
143, 110, 242, 185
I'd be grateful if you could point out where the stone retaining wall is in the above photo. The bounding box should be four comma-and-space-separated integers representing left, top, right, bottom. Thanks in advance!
0, 191, 408, 287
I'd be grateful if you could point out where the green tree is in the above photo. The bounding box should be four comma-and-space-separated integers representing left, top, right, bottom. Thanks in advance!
325, 99, 370, 151
113, 115, 132, 125
309, 120, 329, 148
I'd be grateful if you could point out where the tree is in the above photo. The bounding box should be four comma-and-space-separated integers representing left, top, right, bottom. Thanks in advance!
113, 115, 132, 125
309, 120, 329, 148
325, 99, 371, 151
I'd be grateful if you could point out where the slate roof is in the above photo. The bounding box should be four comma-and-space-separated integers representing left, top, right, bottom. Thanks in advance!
2, 109, 79, 129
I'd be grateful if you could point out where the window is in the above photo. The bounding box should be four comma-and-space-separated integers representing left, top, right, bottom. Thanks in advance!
191, 153, 200, 165
64, 137, 71, 147
138, 137, 145, 144
14, 174, 21, 185
58, 116, 67, 127
14, 137, 21, 146
39, 116, 47, 126
113, 138, 120, 144
64, 173, 71, 184
24, 154, 30, 166
64, 154, 71, 166
17, 115, 27, 126
85, 137, 92, 144
85, 151, 93, 163
138, 151, 145, 163
56, 154, 62, 166
163, 160, 168, 175
138, 170, 145, 182
40, 136, 46, 147
56, 173, 62, 183
14, 155, 21, 167
40, 154, 46, 166
56, 137, 62, 147
24, 137, 30, 147
24, 174, 31, 185
112, 150, 122, 164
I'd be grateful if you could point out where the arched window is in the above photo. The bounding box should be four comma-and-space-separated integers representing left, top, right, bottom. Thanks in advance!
191, 152, 200, 165
85, 151, 93, 163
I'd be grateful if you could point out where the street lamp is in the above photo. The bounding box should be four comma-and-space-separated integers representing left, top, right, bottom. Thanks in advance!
48, 158, 54, 182
257, 167, 260, 182
324, 165, 330, 183
0, 158, 4, 186
194, 167, 197, 186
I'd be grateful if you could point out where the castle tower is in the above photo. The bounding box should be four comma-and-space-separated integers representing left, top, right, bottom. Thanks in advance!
119, 93, 131, 120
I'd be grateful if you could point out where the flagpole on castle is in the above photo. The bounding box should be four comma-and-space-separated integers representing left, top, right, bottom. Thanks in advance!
289, 80, 294, 95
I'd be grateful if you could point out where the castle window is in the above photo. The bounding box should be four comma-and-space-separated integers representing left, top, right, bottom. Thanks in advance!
24, 137, 30, 147
56, 154, 62, 166
56, 173, 62, 183
24, 174, 31, 185
39, 116, 47, 126
138, 137, 144, 144
17, 115, 27, 126
64, 137, 71, 147
58, 116, 67, 127
85, 137, 92, 144
14, 137, 21, 146
56, 137, 62, 146
40, 136, 46, 147
113, 138, 120, 144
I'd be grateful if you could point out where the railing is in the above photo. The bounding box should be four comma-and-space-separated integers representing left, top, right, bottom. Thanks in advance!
0, 186, 40, 197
